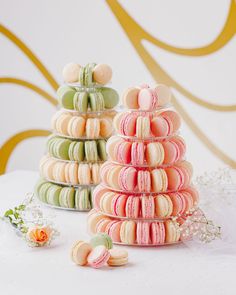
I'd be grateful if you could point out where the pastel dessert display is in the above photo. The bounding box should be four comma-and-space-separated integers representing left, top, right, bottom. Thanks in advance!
87, 84, 199, 246
35, 62, 119, 210
71, 234, 128, 268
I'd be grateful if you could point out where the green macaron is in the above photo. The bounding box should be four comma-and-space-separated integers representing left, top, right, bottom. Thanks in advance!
97, 140, 107, 161
73, 91, 88, 112
34, 179, 47, 197
57, 85, 76, 109
98, 87, 119, 109
55, 138, 71, 160
90, 233, 113, 250
46, 184, 61, 207
84, 63, 96, 87
85, 141, 98, 162
75, 188, 91, 210
89, 91, 105, 111
79, 66, 85, 85
59, 187, 75, 208
38, 182, 52, 203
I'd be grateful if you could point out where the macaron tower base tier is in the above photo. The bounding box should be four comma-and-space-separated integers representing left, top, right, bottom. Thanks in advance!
88, 84, 199, 246
35, 62, 119, 211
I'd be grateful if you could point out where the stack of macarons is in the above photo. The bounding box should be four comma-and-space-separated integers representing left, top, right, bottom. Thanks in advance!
88, 83, 200, 247
113, 109, 181, 138
122, 84, 171, 110
35, 179, 92, 210
100, 161, 193, 193
35, 62, 119, 211
88, 209, 181, 245
93, 184, 199, 219
47, 136, 107, 162
40, 156, 103, 185
107, 135, 186, 166
51, 111, 115, 139
57, 86, 119, 111
63, 62, 112, 86
71, 233, 128, 268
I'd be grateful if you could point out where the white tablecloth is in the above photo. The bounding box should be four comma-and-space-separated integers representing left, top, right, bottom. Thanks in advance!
0, 171, 235, 295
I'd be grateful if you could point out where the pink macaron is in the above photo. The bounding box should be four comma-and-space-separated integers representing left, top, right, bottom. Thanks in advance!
111, 194, 128, 217
150, 116, 170, 137
162, 140, 179, 164
138, 88, 158, 110
120, 113, 137, 136
160, 110, 181, 133
165, 166, 185, 191
141, 196, 155, 218
115, 140, 132, 164
118, 166, 137, 191
125, 196, 140, 218
93, 185, 109, 209
105, 220, 122, 242
151, 222, 165, 244
137, 170, 151, 192
137, 222, 150, 245
87, 245, 110, 269
131, 142, 145, 165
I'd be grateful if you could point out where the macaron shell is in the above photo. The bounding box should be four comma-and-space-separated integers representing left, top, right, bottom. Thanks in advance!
93, 64, 112, 85
100, 117, 113, 138
87, 245, 111, 268
99, 87, 119, 109
154, 84, 171, 106
62, 63, 81, 83
138, 88, 157, 110
122, 87, 140, 109
71, 241, 92, 266
160, 110, 181, 132
151, 116, 169, 137
108, 249, 128, 266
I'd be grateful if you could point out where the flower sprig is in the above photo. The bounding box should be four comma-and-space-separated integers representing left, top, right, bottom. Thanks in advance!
1, 194, 59, 247
179, 208, 221, 243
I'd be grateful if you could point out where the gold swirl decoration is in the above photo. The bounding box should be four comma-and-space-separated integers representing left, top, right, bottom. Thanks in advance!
1, 0, 236, 173
0, 24, 58, 174
106, 0, 236, 168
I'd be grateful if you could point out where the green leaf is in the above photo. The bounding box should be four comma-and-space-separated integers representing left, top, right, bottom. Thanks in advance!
18, 205, 26, 211
4, 209, 13, 217
14, 212, 19, 219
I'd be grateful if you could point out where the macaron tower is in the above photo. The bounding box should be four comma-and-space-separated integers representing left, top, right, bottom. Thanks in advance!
35, 62, 119, 211
88, 84, 199, 246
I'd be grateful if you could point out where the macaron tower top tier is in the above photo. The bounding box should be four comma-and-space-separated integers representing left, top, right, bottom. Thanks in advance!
88, 84, 199, 246
35, 63, 119, 211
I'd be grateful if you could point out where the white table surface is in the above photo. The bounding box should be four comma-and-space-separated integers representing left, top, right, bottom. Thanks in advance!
0, 170, 235, 295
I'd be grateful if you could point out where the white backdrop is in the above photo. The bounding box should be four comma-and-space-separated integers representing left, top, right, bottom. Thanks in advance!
0, 0, 235, 175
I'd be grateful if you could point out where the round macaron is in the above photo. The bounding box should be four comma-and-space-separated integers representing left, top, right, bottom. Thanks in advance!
122, 87, 140, 109
63, 63, 81, 83
93, 64, 112, 85
71, 241, 92, 266
87, 245, 111, 269
107, 249, 128, 266
90, 233, 113, 250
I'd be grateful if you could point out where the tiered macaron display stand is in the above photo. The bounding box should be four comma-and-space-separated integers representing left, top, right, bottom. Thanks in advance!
88, 84, 199, 246
35, 63, 119, 211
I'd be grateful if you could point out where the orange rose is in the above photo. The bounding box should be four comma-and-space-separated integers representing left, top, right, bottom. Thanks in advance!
27, 226, 52, 246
